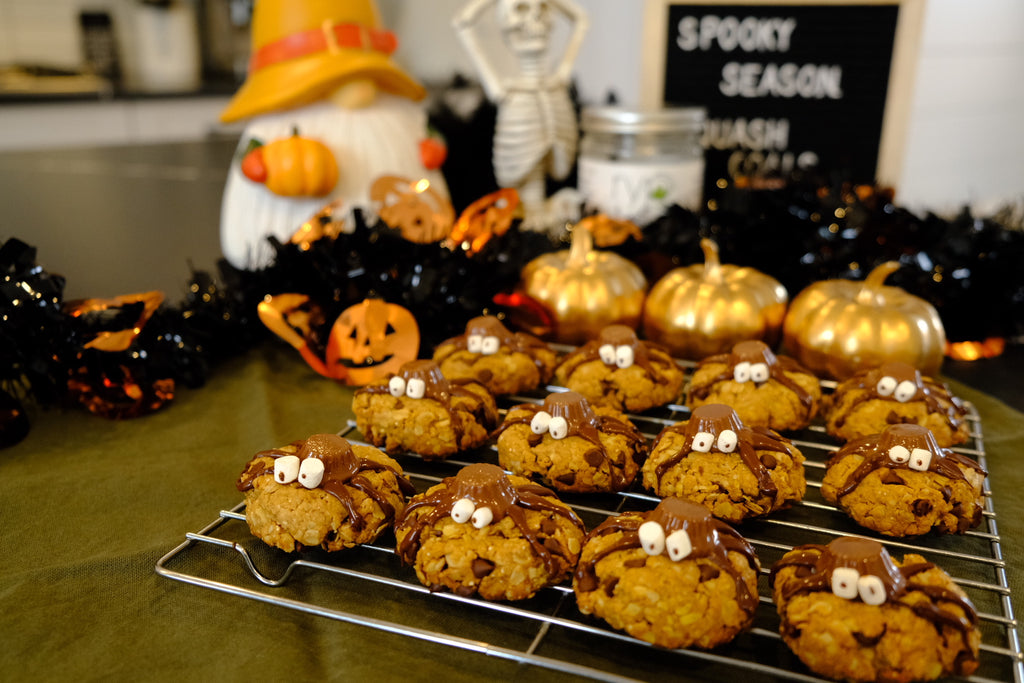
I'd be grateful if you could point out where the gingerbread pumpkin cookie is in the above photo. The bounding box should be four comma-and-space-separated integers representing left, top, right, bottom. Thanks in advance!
495, 390, 648, 493
642, 403, 805, 523
236, 433, 415, 553
554, 324, 684, 413
432, 315, 558, 395
771, 536, 980, 682
574, 497, 759, 649
353, 359, 498, 460
686, 340, 821, 431
394, 463, 586, 601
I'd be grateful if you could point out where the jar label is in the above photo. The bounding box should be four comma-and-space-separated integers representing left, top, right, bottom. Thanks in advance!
577, 157, 704, 225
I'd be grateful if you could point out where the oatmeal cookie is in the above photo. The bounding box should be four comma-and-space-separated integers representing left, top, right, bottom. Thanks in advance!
642, 403, 805, 523
553, 324, 684, 413
686, 340, 821, 431
432, 315, 558, 395
495, 390, 648, 493
394, 463, 586, 601
824, 361, 970, 447
353, 359, 498, 460
574, 497, 759, 649
821, 423, 986, 536
771, 536, 980, 682
236, 433, 415, 553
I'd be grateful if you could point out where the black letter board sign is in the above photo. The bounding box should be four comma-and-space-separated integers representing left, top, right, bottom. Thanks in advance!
646, 2, 903, 191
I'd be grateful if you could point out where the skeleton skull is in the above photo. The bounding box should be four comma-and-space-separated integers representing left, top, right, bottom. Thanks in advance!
498, 0, 552, 54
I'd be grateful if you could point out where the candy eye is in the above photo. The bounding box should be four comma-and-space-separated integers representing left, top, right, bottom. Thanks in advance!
857, 575, 887, 605
691, 432, 714, 453
888, 445, 910, 464
894, 380, 917, 403
615, 345, 634, 369
467, 334, 483, 353
665, 529, 693, 562
750, 362, 769, 383
733, 361, 751, 383
548, 416, 569, 440
470, 506, 494, 528
298, 457, 325, 489
388, 376, 406, 398
876, 376, 897, 396
909, 448, 932, 471
274, 455, 300, 484
831, 567, 860, 600
530, 411, 552, 434
451, 497, 476, 524
481, 335, 500, 355
716, 430, 738, 453
638, 521, 665, 556
405, 378, 426, 399
598, 343, 616, 365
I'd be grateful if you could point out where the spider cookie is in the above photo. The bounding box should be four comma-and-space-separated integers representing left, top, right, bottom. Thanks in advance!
771, 536, 980, 682
686, 340, 821, 431
353, 359, 499, 460
432, 315, 558, 395
574, 497, 760, 650
394, 463, 586, 601
236, 433, 415, 553
824, 361, 970, 447
821, 423, 986, 536
553, 324, 684, 413
495, 390, 648, 493
642, 403, 805, 523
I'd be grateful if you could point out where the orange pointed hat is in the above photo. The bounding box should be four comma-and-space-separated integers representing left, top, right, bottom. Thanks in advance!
220, 0, 426, 123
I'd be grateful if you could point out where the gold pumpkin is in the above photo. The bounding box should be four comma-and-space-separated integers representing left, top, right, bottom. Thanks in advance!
519, 226, 647, 344
782, 261, 946, 380
642, 238, 788, 360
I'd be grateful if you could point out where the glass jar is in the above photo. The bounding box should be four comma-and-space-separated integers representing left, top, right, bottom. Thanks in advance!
577, 106, 706, 225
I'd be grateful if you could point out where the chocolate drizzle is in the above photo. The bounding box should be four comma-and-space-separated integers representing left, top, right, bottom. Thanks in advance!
832, 361, 967, 431
557, 324, 668, 381
435, 315, 552, 374
689, 340, 815, 410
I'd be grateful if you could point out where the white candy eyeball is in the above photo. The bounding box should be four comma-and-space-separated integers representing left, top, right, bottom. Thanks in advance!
888, 444, 910, 464
615, 345, 634, 369
451, 497, 476, 524
598, 343, 616, 365
298, 457, 325, 489
467, 334, 484, 353
750, 362, 769, 383
831, 567, 860, 600
894, 380, 917, 403
548, 416, 569, 440
530, 411, 552, 434
909, 448, 932, 471
274, 455, 300, 484
857, 574, 887, 606
716, 429, 738, 453
405, 377, 426, 399
665, 529, 693, 562
638, 521, 665, 556
733, 361, 751, 383
876, 376, 897, 396
388, 376, 406, 398
691, 432, 714, 453
481, 335, 500, 355
470, 506, 494, 528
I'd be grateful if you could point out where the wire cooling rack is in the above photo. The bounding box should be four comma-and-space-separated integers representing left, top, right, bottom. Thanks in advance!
157, 369, 1023, 682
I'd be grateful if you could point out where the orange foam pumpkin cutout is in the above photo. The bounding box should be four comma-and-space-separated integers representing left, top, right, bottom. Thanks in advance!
371, 175, 454, 244
577, 213, 643, 248
289, 200, 347, 250
446, 188, 520, 255
65, 290, 165, 352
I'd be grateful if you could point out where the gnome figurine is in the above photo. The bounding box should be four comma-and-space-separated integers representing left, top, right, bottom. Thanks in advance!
219, 0, 449, 269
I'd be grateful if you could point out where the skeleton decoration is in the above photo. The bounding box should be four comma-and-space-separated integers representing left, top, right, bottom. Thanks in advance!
453, 0, 589, 232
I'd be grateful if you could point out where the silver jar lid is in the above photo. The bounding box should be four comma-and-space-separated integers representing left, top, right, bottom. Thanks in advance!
581, 106, 706, 135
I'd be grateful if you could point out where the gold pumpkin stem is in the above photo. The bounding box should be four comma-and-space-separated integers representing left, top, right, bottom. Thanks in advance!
856, 260, 901, 305
568, 225, 594, 268
700, 238, 722, 284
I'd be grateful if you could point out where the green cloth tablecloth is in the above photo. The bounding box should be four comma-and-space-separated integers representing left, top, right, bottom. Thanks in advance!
1, 344, 1021, 681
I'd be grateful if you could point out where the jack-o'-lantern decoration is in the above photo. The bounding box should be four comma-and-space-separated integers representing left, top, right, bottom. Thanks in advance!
577, 213, 643, 248
258, 295, 419, 385
445, 188, 520, 255
642, 238, 788, 360
289, 200, 347, 250
371, 175, 454, 244
518, 225, 647, 344
782, 261, 946, 380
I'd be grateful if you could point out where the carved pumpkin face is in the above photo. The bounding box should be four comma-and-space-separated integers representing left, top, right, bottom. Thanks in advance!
446, 188, 520, 255
326, 299, 420, 385
371, 175, 455, 244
